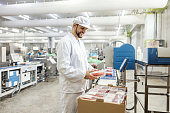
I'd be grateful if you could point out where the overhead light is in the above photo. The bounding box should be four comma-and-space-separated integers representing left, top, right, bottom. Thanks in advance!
59, 30, 63, 33
19, 15, 30, 20
29, 28, 37, 32
46, 26, 51, 29
38, 31, 44, 33
53, 28, 58, 32
12, 28, 19, 33
49, 14, 59, 19
92, 25, 97, 28
0, 30, 2, 33
67, 26, 72, 29
0, 27, 8, 30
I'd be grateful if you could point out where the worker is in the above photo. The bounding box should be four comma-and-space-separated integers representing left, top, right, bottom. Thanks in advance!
28, 50, 33, 62
57, 16, 97, 113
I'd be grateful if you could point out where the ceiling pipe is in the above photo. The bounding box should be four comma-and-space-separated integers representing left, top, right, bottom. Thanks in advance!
0, 15, 145, 27
0, 31, 121, 37
0, 0, 168, 16
0, 40, 110, 44
0, 36, 125, 41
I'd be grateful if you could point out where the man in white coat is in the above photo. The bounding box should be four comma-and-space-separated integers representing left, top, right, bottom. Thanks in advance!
57, 16, 97, 113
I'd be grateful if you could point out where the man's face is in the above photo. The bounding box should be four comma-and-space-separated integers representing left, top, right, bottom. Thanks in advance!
76, 25, 88, 38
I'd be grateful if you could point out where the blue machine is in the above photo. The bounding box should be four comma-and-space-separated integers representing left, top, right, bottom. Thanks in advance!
144, 48, 170, 64
7, 70, 19, 87
113, 44, 135, 70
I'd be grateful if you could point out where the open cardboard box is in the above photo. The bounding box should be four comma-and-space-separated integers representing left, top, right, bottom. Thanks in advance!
78, 85, 127, 113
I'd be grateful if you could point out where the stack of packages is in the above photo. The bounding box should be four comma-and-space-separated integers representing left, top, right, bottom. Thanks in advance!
105, 67, 113, 76
100, 67, 116, 80
80, 85, 126, 104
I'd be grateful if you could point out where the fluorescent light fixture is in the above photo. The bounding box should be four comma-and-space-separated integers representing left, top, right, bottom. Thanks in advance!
92, 25, 97, 28
29, 28, 37, 32
67, 26, 72, 29
59, 30, 63, 33
19, 15, 30, 20
12, 28, 19, 33
38, 31, 44, 33
49, 14, 59, 19
46, 26, 51, 29
53, 28, 58, 32
0, 27, 8, 30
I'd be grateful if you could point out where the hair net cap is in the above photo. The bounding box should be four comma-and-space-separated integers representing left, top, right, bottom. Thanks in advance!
73, 16, 90, 29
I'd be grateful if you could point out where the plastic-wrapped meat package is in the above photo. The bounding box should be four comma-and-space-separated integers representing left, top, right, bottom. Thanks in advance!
116, 90, 126, 96
79, 85, 126, 104
104, 97, 113, 103
87, 91, 98, 96
93, 92, 106, 98
94, 85, 109, 90
91, 70, 105, 77
109, 87, 117, 91
112, 94, 125, 104
80, 94, 97, 100
105, 69, 113, 72
98, 89, 107, 93
106, 67, 113, 69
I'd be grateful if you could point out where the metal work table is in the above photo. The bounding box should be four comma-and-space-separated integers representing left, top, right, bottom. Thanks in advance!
134, 60, 170, 113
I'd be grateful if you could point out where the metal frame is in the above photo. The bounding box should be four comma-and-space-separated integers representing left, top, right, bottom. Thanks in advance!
134, 60, 170, 113
0, 66, 21, 99
20, 65, 37, 89
0, 64, 43, 100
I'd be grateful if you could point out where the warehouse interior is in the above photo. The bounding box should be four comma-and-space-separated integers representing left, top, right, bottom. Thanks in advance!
0, 0, 170, 113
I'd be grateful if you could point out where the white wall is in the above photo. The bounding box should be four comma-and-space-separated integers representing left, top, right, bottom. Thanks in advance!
167, 1, 170, 47
144, 14, 155, 40
131, 25, 145, 59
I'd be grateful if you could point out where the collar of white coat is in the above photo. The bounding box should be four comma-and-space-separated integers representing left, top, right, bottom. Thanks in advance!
68, 33, 82, 44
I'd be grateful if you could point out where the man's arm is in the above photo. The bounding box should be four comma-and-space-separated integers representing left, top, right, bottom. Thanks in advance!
57, 40, 86, 82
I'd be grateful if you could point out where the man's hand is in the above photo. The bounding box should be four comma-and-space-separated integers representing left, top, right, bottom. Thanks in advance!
84, 71, 97, 80
88, 69, 98, 73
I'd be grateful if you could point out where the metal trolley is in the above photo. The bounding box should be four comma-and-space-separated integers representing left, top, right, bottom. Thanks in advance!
134, 60, 170, 113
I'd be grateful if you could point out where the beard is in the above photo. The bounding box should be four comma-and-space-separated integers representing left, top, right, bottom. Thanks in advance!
76, 32, 84, 38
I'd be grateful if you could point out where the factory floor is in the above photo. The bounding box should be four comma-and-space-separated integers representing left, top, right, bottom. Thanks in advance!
0, 71, 169, 113
0, 76, 61, 113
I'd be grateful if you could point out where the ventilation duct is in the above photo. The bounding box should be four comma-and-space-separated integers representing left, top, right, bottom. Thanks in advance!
0, 0, 168, 16
0, 15, 145, 27
0, 31, 119, 37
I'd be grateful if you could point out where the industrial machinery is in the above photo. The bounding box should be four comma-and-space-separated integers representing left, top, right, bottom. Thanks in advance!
0, 66, 21, 99
20, 65, 37, 89
36, 63, 45, 82
143, 48, 170, 64
103, 47, 113, 67
114, 44, 135, 70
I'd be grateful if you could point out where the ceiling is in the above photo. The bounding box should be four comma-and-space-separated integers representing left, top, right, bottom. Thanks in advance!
0, 0, 168, 43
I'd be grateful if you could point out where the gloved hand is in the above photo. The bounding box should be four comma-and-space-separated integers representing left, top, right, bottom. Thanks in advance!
84, 71, 97, 80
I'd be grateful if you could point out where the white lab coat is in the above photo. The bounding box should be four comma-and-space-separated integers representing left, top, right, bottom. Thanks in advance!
57, 33, 93, 113
57, 33, 93, 93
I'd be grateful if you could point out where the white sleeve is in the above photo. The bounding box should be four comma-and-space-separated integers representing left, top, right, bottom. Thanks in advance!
57, 40, 86, 82
87, 63, 94, 71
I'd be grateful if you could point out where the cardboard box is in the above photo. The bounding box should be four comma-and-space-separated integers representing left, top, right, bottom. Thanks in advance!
78, 85, 127, 113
